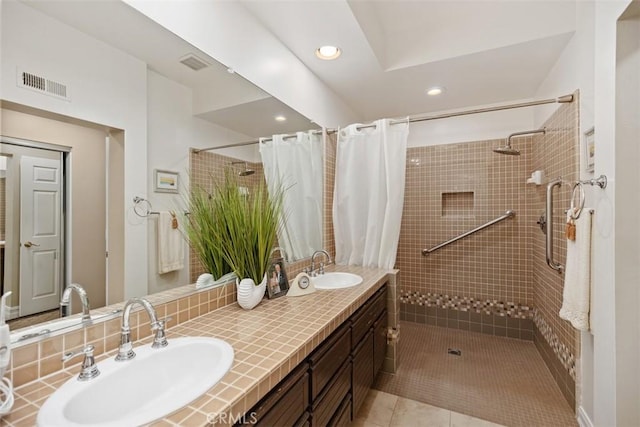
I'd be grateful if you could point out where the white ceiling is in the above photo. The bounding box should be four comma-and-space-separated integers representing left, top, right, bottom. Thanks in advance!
21, 0, 317, 138
23, 0, 576, 131
241, 0, 576, 121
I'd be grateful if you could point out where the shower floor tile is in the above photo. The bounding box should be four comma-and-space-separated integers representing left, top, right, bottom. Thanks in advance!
373, 322, 577, 427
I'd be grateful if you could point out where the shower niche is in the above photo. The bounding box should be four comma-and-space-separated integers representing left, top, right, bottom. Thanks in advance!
441, 191, 474, 218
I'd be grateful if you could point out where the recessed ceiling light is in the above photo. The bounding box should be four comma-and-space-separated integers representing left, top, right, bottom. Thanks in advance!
315, 45, 341, 60
275, 115, 287, 122
426, 86, 445, 96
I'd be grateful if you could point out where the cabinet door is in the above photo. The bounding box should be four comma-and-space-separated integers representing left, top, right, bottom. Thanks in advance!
373, 310, 388, 376
328, 394, 352, 427
311, 360, 351, 427
244, 363, 309, 427
309, 324, 351, 400
351, 331, 374, 418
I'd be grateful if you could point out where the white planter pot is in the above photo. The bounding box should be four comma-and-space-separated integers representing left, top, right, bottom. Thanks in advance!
196, 273, 214, 289
236, 275, 267, 310
196, 272, 237, 289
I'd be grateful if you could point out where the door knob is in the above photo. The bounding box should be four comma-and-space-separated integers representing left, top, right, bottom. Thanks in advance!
23, 241, 40, 248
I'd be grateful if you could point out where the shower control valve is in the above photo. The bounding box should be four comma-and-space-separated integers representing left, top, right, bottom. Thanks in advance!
537, 214, 547, 235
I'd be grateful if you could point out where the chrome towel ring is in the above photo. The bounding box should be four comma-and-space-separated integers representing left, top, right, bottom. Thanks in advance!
569, 183, 585, 220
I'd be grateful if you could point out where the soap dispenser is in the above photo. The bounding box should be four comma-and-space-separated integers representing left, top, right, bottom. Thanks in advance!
526, 170, 545, 185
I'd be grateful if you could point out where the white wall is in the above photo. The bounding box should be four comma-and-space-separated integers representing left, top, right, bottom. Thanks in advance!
146, 70, 258, 293
592, 2, 635, 425
123, 0, 359, 129
0, 0, 148, 299
406, 106, 533, 148
534, 1, 637, 425
613, 4, 640, 426
533, 3, 597, 424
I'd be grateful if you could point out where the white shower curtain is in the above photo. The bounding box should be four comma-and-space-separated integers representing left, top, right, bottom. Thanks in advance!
333, 119, 408, 269
260, 131, 323, 261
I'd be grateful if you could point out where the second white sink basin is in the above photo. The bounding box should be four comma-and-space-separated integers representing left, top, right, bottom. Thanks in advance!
37, 336, 234, 427
313, 272, 363, 290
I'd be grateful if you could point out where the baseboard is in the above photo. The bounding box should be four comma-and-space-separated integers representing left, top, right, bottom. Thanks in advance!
577, 406, 594, 427
6, 306, 19, 320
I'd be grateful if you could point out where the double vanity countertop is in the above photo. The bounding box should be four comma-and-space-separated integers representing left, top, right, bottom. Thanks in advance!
8, 265, 391, 426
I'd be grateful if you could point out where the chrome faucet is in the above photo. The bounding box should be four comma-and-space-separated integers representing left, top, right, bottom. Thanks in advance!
63, 344, 100, 381
115, 297, 167, 361
310, 250, 332, 277
60, 283, 91, 322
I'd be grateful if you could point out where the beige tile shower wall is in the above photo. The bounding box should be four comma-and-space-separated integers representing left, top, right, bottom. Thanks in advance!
397, 138, 534, 305
531, 98, 580, 360
323, 132, 337, 259
188, 151, 265, 282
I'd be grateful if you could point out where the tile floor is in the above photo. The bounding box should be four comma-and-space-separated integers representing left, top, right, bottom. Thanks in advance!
373, 322, 577, 427
353, 389, 504, 427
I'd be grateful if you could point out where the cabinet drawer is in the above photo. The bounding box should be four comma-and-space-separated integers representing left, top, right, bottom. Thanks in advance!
373, 310, 388, 376
246, 362, 309, 427
311, 360, 351, 427
309, 323, 351, 400
295, 411, 310, 427
351, 331, 374, 418
372, 286, 387, 318
328, 393, 352, 427
351, 286, 387, 348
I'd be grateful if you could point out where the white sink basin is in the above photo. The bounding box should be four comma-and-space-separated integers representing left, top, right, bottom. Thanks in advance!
313, 272, 363, 290
37, 337, 234, 427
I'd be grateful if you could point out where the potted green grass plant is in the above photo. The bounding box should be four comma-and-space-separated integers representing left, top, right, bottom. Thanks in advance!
210, 170, 284, 309
184, 184, 234, 288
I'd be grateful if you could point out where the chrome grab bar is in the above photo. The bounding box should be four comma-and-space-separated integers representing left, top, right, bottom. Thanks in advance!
546, 179, 564, 273
422, 210, 516, 256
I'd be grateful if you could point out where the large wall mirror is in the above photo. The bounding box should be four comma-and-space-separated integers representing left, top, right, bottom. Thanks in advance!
0, 0, 324, 342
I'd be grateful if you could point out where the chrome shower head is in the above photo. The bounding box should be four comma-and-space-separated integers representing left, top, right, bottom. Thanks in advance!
493, 127, 546, 156
231, 161, 255, 176
492, 146, 521, 156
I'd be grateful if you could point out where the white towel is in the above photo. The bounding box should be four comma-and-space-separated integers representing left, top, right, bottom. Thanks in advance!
559, 209, 592, 331
157, 211, 184, 274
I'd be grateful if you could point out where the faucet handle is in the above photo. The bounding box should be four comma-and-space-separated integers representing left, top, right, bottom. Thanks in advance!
63, 344, 100, 381
152, 319, 169, 349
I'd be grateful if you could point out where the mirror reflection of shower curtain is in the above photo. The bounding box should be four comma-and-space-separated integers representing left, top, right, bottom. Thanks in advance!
260, 131, 323, 261
333, 119, 408, 269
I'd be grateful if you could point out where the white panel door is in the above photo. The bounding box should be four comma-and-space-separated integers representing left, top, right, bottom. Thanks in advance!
19, 155, 62, 316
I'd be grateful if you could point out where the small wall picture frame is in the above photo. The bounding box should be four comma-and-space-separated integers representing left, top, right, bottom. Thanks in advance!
266, 257, 289, 299
154, 169, 179, 193
584, 127, 595, 172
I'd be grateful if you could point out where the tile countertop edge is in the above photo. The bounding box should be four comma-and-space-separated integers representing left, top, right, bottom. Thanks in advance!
10, 265, 392, 426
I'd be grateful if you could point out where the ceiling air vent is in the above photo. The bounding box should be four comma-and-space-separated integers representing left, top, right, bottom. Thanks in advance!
179, 54, 209, 71
17, 69, 70, 101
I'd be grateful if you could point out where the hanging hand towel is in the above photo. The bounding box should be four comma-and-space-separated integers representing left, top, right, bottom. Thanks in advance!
158, 211, 184, 274
559, 209, 592, 331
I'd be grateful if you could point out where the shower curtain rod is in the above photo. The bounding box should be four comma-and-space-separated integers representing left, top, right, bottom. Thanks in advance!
192, 130, 323, 153
193, 94, 573, 153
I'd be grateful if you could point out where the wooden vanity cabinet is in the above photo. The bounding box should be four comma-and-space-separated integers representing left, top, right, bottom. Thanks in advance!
241, 283, 388, 427
373, 310, 388, 375
351, 330, 374, 415
350, 286, 387, 418
308, 323, 351, 401
242, 362, 309, 427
